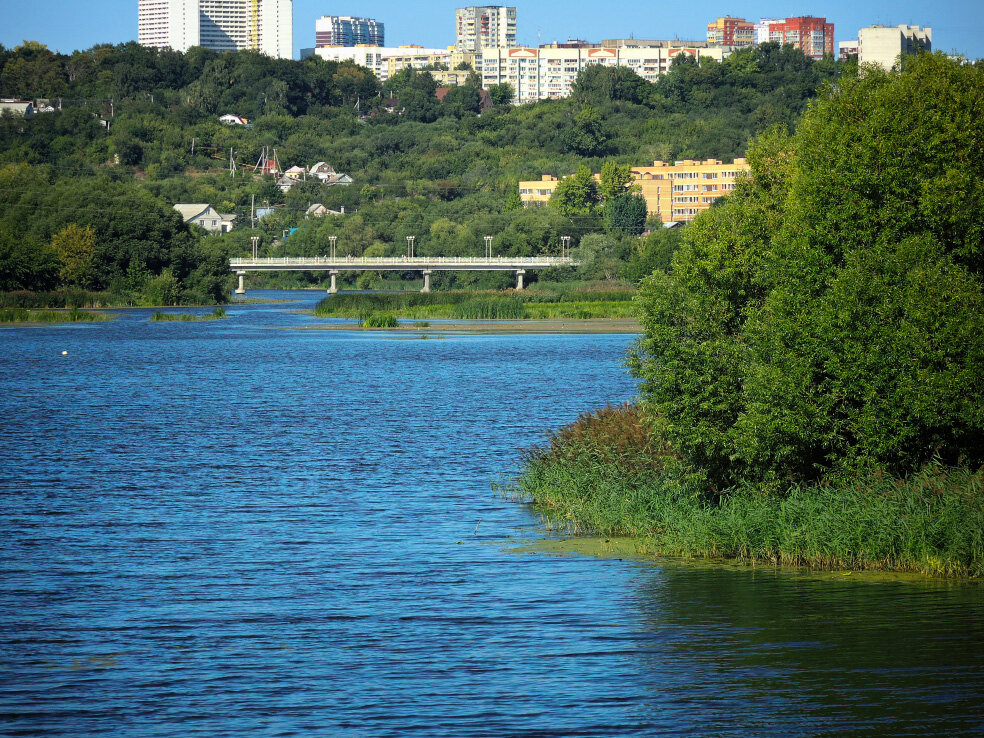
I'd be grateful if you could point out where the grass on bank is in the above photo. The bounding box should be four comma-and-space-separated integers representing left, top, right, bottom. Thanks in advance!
509, 403, 984, 578
0, 307, 112, 323
314, 287, 638, 321
150, 308, 227, 321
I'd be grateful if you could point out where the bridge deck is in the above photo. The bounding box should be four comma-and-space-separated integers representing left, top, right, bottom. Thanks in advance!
230, 256, 576, 272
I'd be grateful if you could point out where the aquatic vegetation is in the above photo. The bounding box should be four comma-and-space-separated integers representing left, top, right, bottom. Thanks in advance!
150, 308, 227, 322
0, 307, 111, 322
359, 313, 399, 328
513, 403, 984, 578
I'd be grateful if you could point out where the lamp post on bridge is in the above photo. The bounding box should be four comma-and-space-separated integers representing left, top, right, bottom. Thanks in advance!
561, 235, 571, 259
484, 235, 493, 259
406, 235, 415, 258
329, 235, 337, 260
251, 235, 259, 259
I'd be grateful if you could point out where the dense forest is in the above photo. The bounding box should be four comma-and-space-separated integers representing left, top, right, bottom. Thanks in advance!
1, 39, 843, 302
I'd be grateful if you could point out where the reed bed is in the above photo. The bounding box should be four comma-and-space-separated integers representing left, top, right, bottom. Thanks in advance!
314, 288, 637, 320
150, 308, 227, 321
513, 403, 984, 577
0, 307, 112, 323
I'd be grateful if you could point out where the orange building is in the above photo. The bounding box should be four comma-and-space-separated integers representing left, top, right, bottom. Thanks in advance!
631, 158, 749, 223
707, 17, 756, 47
765, 16, 834, 60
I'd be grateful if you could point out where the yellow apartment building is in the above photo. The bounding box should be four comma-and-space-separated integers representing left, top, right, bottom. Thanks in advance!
518, 174, 561, 205
632, 158, 749, 222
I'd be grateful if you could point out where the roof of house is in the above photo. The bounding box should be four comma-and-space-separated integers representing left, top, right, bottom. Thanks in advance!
173, 203, 214, 221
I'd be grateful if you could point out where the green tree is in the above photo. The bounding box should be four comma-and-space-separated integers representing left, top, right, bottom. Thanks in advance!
604, 194, 647, 236
562, 106, 609, 156
52, 223, 98, 288
549, 166, 598, 216
629, 53, 984, 495
597, 161, 635, 202
488, 83, 514, 106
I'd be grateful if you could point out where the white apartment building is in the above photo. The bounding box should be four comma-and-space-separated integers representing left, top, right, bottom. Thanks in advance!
138, 0, 293, 59
315, 16, 384, 47
455, 6, 516, 51
857, 25, 931, 70
479, 45, 729, 104
313, 46, 452, 83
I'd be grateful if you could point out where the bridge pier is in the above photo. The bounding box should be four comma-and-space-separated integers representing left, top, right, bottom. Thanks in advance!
235, 271, 247, 295
327, 270, 339, 294
515, 269, 526, 290
421, 270, 432, 293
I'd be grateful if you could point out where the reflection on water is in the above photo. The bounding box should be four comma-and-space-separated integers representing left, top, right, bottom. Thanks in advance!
1, 291, 982, 735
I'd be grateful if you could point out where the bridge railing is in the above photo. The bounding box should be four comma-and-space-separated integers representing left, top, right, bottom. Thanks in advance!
230, 255, 576, 268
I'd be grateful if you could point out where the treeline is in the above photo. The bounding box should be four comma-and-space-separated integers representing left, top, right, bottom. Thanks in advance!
1, 40, 844, 298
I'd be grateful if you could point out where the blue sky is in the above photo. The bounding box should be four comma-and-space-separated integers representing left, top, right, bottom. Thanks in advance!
2, 1, 981, 60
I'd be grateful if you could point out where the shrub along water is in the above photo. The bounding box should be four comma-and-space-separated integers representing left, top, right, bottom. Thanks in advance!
0, 307, 111, 322
514, 404, 984, 577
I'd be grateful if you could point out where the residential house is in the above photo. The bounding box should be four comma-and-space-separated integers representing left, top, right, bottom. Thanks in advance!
309, 162, 353, 186
219, 113, 248, 125
174, 203, 237, 233
306, 203, 345, 218
0, 99, 36, 117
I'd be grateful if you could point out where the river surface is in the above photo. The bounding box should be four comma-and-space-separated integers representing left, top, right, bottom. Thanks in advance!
2, 290, 983, 736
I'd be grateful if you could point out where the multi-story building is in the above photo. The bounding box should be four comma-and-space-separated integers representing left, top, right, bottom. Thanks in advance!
519, 158, 750, 224
138, 0, 293, 58
455, 6, 516, 51
480, 44, 730, 105
707, 17, 756, 47
758, 16, 834, 60
857, 25, 932, 70
632, 158, 749, 223
313, 46, 454, 83
838, 40, 859, 61
315, 16, 384, 47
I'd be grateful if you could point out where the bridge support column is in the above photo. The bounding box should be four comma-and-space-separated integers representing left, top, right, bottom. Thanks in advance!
327, 270, 339, 294
515, 269, 526, 290
235, 271, 247, 295
421, 270, 432, 293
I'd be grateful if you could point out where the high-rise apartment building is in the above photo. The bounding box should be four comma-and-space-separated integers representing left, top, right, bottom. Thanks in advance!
707, 16, 755, 47
315, 16, 384, 47
455, 6, 516, 51
858, 25, 931, 70
138, 0, 293, 59
759, 16, 834, 60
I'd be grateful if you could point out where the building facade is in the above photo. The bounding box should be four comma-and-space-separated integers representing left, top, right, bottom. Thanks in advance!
315, 15, 384, 47
479, 45, 729, 105
758, 16, 834, 60
455, 6, 516, 51
858, 25, 931, 70
138, 0, 293, 59
520, 158, 750, 223
707, 17, 756, 47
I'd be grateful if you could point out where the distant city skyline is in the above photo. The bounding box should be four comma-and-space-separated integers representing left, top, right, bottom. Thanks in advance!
2, 1, 979, 60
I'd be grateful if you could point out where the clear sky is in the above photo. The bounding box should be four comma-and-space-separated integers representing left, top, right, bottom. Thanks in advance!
2, 1, 981, 60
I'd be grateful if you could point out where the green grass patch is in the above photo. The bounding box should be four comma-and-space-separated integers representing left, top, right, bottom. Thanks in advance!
359, 312, 399, 328
0, 307, 112, 323
510, 403, 984, 578
151, 308, 227, 322
314, 287, 638, 321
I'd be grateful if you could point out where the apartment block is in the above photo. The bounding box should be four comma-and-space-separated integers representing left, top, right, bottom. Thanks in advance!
758, 16, 834, 60
138, 0, 293, 58
479, 45, 730, 105
456, 6, 517, 51
858, 25, 931, 70
632, 158, 749, 222
519, 159, 749, 224
315, 16, 384, 47
707, 17, 756, 47
313, 46, 455, 83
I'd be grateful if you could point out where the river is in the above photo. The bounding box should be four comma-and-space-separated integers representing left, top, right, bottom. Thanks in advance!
2, 291, 983, 736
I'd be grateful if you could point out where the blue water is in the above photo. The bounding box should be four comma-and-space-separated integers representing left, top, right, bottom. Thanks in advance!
2, 291, 983, 736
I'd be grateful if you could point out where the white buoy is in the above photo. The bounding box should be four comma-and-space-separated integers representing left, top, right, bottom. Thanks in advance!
61, 351, 68, 356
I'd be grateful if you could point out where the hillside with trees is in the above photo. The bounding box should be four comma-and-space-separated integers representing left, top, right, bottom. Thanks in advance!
1, 40, 842, 301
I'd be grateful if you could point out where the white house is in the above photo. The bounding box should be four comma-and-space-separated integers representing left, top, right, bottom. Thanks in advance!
0, 99, 36, 117
174, 203, 236, 233
219, 113, 248, 125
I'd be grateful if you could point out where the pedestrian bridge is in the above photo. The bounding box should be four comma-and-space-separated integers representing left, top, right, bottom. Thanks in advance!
229, 255, 578, 294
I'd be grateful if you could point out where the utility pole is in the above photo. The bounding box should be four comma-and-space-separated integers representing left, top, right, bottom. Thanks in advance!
251, 194, 256, 228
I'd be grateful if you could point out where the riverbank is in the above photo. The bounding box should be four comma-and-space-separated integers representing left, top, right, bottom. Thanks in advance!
510, 404, 984, 578
0, 307, 113, 323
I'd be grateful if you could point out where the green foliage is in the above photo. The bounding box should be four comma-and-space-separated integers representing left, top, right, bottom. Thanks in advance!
359, 312, 399, 327
630, 53, 984, 495
604, 194, 647, 236
549, 165, 598, 216
487, 83, 514, 106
